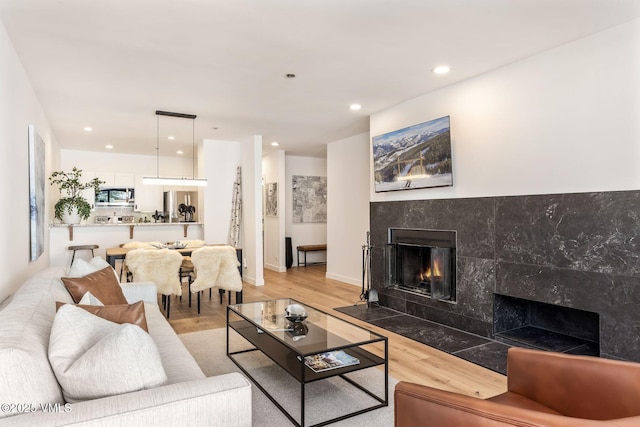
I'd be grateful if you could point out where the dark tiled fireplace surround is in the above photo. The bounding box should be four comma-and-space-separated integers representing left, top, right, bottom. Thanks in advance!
370, 190, 640, 362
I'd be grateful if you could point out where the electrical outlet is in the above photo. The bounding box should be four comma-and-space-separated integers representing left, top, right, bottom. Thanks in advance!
243, 257, 248, 269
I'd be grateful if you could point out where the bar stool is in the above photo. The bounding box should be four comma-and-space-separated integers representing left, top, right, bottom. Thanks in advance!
68, 244, 99, 267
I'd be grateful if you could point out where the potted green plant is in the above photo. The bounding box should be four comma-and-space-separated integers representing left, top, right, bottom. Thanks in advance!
49, 167, 104, 224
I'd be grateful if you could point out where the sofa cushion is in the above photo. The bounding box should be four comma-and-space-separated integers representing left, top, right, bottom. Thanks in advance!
0, 275, 65, 418
55, 300, 149, 332
49, 304, 167, 403
15, 266, 72, 303
143, 302, 206, 384
61, 266, 128, 305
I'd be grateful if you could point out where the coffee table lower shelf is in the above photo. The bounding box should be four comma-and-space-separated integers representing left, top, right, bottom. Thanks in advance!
227, 321, 388, 427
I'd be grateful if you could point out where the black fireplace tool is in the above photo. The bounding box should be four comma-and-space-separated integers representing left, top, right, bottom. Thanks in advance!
360, 231, 378, 307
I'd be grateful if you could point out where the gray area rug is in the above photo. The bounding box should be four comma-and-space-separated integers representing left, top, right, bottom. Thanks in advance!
179, 328, 396, 426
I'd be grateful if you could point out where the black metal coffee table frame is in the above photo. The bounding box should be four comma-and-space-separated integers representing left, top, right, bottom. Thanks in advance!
227, 299, 388, 427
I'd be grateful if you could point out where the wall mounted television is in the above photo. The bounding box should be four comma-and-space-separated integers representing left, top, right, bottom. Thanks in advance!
372, 115, 452, 192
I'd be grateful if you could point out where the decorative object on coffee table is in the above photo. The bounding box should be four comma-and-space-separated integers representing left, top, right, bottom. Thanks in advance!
284, 303, 307, 322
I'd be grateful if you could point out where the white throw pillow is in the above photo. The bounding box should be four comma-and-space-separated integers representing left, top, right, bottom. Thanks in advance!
78, 291, 104, 306
48, 304, 167, 403
67, 256, 119, 281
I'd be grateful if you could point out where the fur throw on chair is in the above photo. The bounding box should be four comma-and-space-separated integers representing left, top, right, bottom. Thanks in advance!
190, 246, 242, 293
125, 249, 183, 296
121, 241, 164, 249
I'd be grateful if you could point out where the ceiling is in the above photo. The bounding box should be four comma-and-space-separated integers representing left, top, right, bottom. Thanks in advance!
2, 0, 639, 159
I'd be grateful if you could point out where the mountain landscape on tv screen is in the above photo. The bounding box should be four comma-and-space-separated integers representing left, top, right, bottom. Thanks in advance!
373, 116, 452, 192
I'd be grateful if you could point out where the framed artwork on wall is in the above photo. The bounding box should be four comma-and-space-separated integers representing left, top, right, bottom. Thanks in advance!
372, 115, 453, 192
265, 182, 278, 216
28, 124, 45, 261
292, 175, 327, 223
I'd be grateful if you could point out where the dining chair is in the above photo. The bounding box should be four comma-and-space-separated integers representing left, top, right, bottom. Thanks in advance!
190, 246, 243, 314
119, 241, 164, 281
124, 248, 183, 318
175, 240, 205, 305
179, 256, 195, 307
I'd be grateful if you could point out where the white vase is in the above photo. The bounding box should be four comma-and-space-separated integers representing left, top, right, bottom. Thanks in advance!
61, 208, 82, 225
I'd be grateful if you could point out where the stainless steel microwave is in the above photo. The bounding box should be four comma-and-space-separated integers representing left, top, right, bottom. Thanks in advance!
95, 187, 135, 207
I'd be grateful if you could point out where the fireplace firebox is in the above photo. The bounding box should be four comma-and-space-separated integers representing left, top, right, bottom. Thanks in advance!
384, 228, 456, 302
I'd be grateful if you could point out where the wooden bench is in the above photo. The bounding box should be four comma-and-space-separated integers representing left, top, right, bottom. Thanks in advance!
296, 244, 327, 267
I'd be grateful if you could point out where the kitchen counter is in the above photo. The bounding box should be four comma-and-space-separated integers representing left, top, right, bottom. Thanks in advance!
50, 222, 203, 239
50, 222, 203, 227
49, 222, 205, 267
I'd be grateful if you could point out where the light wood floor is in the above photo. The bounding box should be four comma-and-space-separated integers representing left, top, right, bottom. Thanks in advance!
166, 265, 507, 399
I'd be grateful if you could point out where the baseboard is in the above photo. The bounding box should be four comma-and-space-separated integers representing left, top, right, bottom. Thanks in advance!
264, 263, 286, 273
325, 272, 361, 287
243, 275, 265, 287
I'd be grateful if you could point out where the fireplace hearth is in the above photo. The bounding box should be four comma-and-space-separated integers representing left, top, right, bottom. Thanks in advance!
384, 228, 456, 302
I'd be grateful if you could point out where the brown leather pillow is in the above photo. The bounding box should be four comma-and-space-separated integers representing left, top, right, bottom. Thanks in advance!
61, 266, 128, 305
55, 300, 149, 332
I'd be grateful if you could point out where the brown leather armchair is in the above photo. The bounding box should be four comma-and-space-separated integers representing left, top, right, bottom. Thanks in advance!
395, 347, 640, 426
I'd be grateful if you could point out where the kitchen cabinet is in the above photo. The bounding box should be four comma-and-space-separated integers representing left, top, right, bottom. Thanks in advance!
94, 172, 134, 188
94, 172, 114, 187
134, 174, 164, 212
79, 171, 97, 209
115, 173, 134, 188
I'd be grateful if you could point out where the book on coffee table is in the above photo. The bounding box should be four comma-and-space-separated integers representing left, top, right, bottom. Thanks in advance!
304, 350, 360, 372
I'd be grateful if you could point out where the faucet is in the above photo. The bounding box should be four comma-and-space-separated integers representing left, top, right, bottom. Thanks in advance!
152, 210, 165, 223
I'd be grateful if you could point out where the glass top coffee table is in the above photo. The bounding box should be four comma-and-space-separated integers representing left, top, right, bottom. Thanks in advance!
227, 298, 388, 427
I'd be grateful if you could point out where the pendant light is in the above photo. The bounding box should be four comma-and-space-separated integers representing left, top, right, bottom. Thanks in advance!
143, 110, 207, 186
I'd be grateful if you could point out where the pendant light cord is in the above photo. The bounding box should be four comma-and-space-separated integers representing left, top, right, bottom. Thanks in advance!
156, 114, 160, 178
192, 118, 195, 179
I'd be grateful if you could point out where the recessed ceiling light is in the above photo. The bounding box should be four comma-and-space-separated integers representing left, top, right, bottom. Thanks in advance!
168, 136, 175, 140
84, 126, 92, 132
349, 104, 362, 111
176, 150, 184, 154
432, 65, 451, 75
271, 141, 280, 146
105, 144, 113, 149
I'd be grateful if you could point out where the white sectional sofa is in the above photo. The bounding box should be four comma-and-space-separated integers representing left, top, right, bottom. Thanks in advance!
0, 266, 251, 426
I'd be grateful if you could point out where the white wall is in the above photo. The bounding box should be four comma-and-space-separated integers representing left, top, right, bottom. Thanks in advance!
60, 149, 193, 177
326, 132, 370, 286
201, 137, 264, 286
371, 18, 640, 202
241, 136, 264, 286
262, 150, 286, 272
201, 139, 242, 244
285, 156, 327, 266
0, 20, 59, 301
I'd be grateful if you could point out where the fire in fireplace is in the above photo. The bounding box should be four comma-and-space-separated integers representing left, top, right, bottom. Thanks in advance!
384, 228, 456, 302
